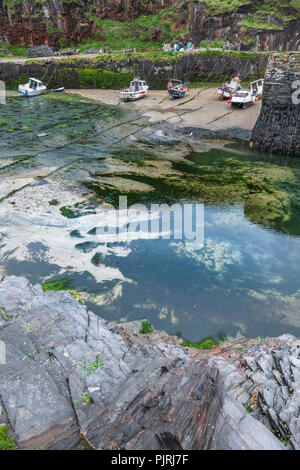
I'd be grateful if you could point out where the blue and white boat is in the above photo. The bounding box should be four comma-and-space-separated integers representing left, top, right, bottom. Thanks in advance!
19, 78, 47, 97
167, 79, 190, 99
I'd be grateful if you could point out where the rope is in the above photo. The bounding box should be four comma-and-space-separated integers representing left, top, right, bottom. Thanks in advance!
45, 61, 61, 88
145, 63, 156, 82
41, 61, 51, 82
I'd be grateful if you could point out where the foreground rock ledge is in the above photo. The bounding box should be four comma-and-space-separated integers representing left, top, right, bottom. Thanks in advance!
0, 276, 298, 450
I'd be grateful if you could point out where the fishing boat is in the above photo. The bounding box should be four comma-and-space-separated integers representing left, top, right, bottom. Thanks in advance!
230, 79, 264, 109
120, 78, 149, 102
218, 76, 242, 101
18, 78, 47, 97
167, 79, 190, 99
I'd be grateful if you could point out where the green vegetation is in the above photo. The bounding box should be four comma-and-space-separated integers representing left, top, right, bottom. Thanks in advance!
5, 74, 29, 91
84, 357, 103, 377
201, 0, 252, 15
1, 1, 300, 58
181, 338, 220, 350
60, 206, 76, 218
70, 292, 85, 304
85, 147, 300, 236
82, 392, 91, 405
41, 279, 86, 305
84, 5, 185, 52
0, 41, 27, 58
42, 279, 72, 292
0, 425, 16, 450
139, 320, 154, 335
73, 68, 134, 89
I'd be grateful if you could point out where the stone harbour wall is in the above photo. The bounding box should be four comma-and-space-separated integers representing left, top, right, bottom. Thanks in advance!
251, 52, 300, 157
0, 52, 268, 90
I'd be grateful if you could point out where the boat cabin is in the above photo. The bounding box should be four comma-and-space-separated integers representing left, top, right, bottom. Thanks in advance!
28, 78, 43, 90
130, 79, 147, 92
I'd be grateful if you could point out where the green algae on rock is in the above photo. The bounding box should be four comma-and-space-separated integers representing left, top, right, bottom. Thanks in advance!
79, 149, 300, 236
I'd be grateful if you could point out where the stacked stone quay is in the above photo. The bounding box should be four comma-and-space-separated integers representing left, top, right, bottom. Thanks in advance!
251, 52, 300, 157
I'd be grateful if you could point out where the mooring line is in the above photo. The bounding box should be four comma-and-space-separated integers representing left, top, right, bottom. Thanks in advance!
205, 101, 247, 125
0, 91, 220, 201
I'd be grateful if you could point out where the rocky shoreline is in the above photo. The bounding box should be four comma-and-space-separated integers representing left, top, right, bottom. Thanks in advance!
0, 276, 299, 450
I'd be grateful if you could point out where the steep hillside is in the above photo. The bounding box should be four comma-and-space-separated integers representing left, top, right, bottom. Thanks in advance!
0, 1, 299, 52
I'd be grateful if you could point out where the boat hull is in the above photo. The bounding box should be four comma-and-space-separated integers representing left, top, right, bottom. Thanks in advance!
231, 100, 254, 109
18, 90, 44, 97
120, 91, 147, 102
18, 88, 45, 97
168, 90, 186, 99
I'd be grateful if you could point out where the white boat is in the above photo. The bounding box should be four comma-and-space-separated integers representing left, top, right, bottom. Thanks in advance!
19, 78, 47, 97
230, 79, 264, 109
120, 78, 149, 102
218, 76, 242, 101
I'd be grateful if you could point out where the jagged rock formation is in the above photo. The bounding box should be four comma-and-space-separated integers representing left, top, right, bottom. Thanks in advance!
251, 52, 300, 156
0, 1, 299, 51
1, 276, 298, 450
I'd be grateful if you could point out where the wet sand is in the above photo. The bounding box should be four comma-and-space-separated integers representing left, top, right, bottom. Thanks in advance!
66, 88, 262, 139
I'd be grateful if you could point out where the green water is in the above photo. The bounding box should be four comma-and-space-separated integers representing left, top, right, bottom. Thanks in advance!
1, 94, 300, 343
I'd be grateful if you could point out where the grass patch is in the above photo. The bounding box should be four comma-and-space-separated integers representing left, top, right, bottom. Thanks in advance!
139, 320, 154, 335
0, 426, 16, 450
181, 338, 220, 350
0, 41, 27, 58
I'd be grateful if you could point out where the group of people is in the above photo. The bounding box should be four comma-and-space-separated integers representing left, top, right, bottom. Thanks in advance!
163, 42, 193, 53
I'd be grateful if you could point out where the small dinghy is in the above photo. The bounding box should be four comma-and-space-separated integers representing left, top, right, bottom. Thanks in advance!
54, 87, 65, 93
18, 78, 47, 97
120, 78, 149, 102
218, 76, 242, 101
230, 79, 264, 109
167, 79, 190, 99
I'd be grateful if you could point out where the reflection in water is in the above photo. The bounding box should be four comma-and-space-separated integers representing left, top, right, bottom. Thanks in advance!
0, 95, 300, 343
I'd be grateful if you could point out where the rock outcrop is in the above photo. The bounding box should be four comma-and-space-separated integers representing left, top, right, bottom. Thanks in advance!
251, 52, 300, 156
0, 1, 299, 51
0, 276, 297, 450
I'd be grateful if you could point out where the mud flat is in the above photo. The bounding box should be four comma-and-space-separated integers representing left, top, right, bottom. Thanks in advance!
66, 88, 262, 141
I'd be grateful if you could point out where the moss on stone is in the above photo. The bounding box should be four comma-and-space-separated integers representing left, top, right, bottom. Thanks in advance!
82, 149, 300, 235
42, 279, 72, 292
72, 68, 133, 89
181, 338, 220, 350
139, 320, 154, 335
